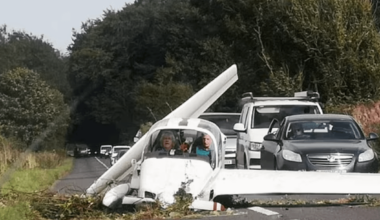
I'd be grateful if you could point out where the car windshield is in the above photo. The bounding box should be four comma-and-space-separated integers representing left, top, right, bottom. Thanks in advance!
285, 120, 363, 140
253, 105, 320, 128
114, 147, 129, 153
199, 114, 240, 135
118, 150, 127, 158
102, 147, 111, 150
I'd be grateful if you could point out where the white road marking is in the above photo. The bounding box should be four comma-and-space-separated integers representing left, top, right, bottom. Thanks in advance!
248, 206, 280, 216
95, 157, 110, 169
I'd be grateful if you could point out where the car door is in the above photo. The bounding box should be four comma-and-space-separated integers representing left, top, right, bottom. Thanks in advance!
260, 118, 281, 169
236, 105, 250, 168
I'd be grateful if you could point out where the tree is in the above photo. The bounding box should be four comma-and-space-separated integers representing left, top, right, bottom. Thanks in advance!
0, 25, 71, 99
134, 81, 194, 121
194, 0, 380, 105
67, 0, 380, 144
0, 68, 70, 150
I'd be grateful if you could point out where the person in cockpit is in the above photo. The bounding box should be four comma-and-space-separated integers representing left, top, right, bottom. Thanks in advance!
156, 131, 176, 152
195, 133, 212, 157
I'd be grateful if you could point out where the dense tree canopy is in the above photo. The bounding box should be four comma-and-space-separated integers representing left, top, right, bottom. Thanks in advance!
0, 68, 70, 149
2, 0, 380, 147
0, 26, 72, 150
65, 0, 380, 144
0, 25, 71, 99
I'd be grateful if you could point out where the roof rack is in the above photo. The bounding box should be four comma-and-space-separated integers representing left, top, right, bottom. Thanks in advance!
241, 91, 320, 102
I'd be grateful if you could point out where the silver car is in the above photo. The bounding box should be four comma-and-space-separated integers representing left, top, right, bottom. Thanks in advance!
110, 145, 131, 166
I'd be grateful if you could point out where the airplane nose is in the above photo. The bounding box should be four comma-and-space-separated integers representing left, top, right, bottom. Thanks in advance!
157, 191, 176, 208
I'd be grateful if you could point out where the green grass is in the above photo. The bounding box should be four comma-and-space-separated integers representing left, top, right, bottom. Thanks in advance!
0, 202, 37, 220
1, 157, 73, 194
0, 157, 73, 219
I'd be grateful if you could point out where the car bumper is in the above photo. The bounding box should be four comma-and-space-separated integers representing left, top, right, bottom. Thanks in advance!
277, 156, 379, 173
247, 150, 261, 169
224, 156, 236, 168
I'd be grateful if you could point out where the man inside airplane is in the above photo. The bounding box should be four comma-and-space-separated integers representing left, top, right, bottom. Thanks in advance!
195, 133, 214, 161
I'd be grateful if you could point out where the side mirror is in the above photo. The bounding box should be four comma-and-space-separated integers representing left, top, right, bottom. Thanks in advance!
233, 123, 245, 132
263, 133, 279, 142
367, 133, 379, 141
134, 137, 139, 143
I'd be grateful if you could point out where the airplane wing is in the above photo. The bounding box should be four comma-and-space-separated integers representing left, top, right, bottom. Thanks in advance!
87, 64, 238, 195
210, 169, 380, 197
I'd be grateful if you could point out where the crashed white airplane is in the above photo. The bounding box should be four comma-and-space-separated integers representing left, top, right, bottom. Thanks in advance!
87, 64, 380, 211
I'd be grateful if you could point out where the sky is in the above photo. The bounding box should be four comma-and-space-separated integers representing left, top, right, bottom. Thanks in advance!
0, 0, 135, 55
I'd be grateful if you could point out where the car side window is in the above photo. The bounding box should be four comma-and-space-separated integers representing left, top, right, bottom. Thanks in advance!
240, 106, 249, 127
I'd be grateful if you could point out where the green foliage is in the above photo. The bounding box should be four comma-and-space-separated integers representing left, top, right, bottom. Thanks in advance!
0, 202, 37, 220
0, 157, 73, 220
0, 68, 70, 149
135, 81, 194, 121
205, 0, 380, 104
67, 0, 380, 143
0, 25, 71, 99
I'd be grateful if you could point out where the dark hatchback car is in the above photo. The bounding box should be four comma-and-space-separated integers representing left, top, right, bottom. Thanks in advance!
261, 114, 379, 173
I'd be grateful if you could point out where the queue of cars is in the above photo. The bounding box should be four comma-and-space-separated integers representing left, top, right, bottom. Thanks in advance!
109, 145, 131, 166
69, 91, 379, 174
99, 145, 112, 158
67, 144, 131, 166
233, 91, 324, 169
199, 91, 379, 173
98, 144, 132, 166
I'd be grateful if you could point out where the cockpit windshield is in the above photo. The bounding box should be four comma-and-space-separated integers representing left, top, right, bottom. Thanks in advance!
143, 128, 220, 168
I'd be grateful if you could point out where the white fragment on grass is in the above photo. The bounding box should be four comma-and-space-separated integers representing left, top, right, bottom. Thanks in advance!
248, 206, 280, 216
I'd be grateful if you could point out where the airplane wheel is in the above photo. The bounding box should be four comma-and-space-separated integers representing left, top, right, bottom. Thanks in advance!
213, 195, 234, 209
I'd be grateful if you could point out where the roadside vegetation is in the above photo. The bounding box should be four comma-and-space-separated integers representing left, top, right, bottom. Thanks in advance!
327, 100, 380, 155
0, 136, 73, 220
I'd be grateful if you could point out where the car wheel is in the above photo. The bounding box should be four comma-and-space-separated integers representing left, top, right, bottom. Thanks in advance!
244, 155, 248, 169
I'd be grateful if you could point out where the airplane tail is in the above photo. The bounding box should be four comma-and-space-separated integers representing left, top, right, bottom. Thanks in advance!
86, 64, 238, 195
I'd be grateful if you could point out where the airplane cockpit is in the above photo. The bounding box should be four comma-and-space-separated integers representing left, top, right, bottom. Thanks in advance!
141, 118, 226, 169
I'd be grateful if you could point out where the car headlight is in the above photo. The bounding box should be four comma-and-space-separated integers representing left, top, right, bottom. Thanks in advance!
358, 149, 375, 162
249, 142, 262, 151
282, 150, 302, 162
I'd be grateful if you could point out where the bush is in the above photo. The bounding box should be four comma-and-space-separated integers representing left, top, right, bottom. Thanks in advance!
326, 100, 380, 155
0, 68, 70, 150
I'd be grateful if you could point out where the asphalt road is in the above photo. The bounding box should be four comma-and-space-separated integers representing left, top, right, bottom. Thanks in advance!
51, 156, 380, 220
52, 155, 109, 194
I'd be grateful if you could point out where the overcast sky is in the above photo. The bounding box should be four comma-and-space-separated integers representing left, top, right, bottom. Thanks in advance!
0, 0, 135, 54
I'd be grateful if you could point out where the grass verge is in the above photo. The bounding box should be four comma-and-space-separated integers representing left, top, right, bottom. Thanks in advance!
0, 157, 73, 220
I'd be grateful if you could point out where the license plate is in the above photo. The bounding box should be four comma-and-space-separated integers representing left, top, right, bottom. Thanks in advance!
224, 160, 233, 165
316, 170, 347, 173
